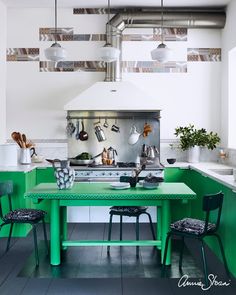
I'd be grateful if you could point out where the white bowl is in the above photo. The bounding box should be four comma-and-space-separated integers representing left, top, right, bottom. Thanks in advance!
142, 182, 159, 189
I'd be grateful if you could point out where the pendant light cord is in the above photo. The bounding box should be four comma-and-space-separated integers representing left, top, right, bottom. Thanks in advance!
108, 0, 110, 24
107, 0, 111, 45
55, 0, 57, 43
161, 0, 164, 44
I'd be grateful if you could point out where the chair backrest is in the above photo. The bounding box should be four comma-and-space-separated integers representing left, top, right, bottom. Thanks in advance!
202, 191, 224, 233
0, 181, 14, 220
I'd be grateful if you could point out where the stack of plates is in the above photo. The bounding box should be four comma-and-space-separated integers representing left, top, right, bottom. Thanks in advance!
110, 182, 130, 190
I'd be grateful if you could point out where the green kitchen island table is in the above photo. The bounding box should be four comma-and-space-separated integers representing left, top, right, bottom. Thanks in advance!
25, 182, 196, 266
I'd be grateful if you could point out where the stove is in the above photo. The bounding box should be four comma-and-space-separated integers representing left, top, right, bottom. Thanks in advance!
73, 162, 164, 182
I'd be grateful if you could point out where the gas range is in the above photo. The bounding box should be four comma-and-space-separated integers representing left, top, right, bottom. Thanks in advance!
73, 162, 164, 182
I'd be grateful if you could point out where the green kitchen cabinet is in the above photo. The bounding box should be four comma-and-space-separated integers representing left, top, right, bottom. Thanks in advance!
182, 170, 236, 277
0, 170, 36, 237
36, 167, 55, 184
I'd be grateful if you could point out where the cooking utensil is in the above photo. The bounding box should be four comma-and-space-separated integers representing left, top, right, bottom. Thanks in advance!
75, 120, 80, 140
147, 146, 155, 158
66, 120, 76, 137
79, 120, 89, 141
111, 119, 120, 133
141, 144, 147, 157
143, 122, 152, 137
103, 118, 109, 128
94, 125, 106, 142
69, 158, 93, 165
128, 125, 141, 145
22, 134, 28, 148
11, 132, 22, 148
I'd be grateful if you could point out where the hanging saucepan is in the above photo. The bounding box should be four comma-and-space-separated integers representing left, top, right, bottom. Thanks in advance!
79, 120, 89, 141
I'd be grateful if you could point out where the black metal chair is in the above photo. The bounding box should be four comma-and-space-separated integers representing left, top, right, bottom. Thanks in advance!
162, 191, 230, 286
107, 176, 156, 257
0, 180, 49, 266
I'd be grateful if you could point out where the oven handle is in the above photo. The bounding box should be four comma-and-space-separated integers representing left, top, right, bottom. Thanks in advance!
75, 177, 119, 182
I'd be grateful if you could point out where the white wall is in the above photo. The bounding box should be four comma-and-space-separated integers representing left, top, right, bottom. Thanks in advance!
0, 1, 7, 143
6, 8, 222, 141
221, 0, 236, 147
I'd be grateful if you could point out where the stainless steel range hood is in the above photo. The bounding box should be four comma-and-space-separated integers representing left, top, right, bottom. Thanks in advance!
64, 7, 225, 111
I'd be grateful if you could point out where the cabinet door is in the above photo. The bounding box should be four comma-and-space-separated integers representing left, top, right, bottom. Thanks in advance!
164, 167, 187, 182
36, 167, 55, 184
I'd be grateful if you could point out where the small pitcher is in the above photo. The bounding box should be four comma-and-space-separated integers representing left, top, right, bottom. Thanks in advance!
20, 148, 32, 164
52, 159, 75, 190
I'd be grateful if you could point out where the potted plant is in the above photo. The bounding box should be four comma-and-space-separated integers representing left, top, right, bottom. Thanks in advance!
174, 124, 220, 163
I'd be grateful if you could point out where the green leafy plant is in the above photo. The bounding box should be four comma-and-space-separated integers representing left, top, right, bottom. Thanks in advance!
174, 124, 220, 151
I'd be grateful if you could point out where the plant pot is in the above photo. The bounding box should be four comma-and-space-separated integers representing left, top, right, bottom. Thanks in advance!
187, 146, 200, 163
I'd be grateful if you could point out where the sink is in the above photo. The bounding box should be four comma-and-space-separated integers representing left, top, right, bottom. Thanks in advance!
209, 168, 233, 175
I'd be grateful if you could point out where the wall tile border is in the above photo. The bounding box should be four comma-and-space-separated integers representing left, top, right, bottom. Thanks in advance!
39, 28, 187, 42
187, 48, 221, 62
6, 48, 39, 61
39, 60, 187, 73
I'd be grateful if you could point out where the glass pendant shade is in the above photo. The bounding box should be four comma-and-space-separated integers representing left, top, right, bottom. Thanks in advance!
151, 43, 172, 62
45, 42, 66, 61
44, 0, 67, 61
151, 0, 172, 62
99, 43, 120, 63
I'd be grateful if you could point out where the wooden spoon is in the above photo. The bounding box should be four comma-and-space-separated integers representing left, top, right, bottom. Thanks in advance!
11, 132, 22, 148
19, 133, 26, 148
22, 134, 27, 148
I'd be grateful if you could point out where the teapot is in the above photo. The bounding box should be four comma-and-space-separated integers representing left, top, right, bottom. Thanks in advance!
128, 125, 141, 145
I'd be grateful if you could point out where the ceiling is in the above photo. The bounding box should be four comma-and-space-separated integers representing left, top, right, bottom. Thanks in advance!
1, 0, 231, 8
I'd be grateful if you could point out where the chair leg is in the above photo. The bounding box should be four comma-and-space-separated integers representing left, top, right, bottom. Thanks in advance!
213, 233, 230, 277
179, 236, 185, 270
107, 213, 113, 253
162, 232, 171, 276
145, 212, 156, 240
200, 239, 209, 288
42, 218, 49, 255
32, 225, 39, 266
136, 215, 140, 257
120, 215, 123, 241
6, 223, 13, 252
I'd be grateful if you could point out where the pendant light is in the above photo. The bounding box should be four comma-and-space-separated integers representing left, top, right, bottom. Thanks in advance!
151, 0, 172, 62
99, 0, 120, 63
45, 0, 66, 61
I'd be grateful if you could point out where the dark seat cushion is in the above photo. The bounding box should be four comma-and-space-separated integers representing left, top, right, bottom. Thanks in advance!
170, 218, 216, 235
109, 206, 147, 216
4, 209, 46, 222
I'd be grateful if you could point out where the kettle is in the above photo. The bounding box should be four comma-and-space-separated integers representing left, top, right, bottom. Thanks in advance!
107, 146, 118, 164
94, 125, 106, 142
147, 146, 155, 158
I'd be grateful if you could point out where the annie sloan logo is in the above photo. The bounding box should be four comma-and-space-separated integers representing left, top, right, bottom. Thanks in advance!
178, 274, 230, 291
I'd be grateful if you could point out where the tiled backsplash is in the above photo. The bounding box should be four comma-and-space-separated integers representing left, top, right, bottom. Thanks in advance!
7, 139, 224, 164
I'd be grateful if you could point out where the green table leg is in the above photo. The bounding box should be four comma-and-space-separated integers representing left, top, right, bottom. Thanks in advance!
60, 206, 67, 250
157, 206, 162, 250
157, 206, 162, 239
161, 200, 171, 265
50, 200, 61, 266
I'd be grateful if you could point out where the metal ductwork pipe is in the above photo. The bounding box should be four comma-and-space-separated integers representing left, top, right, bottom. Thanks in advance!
104, 8, 226, 82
